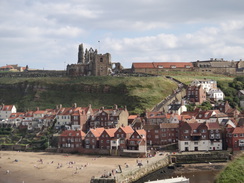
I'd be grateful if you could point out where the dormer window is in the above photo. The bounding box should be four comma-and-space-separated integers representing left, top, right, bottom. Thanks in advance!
171, 65, 176, 68
158, 65, 163, 68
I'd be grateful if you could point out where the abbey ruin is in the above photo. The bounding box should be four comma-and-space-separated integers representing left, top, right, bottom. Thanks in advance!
66, 44, 122, 76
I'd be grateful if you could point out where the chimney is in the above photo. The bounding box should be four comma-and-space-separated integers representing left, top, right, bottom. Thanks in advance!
73, 103, 77, 108
36, 107, 39, 111
59, 104, 62, 109
114, 104, 118, 110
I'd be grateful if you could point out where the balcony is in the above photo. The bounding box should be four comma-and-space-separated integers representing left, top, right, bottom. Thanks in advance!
239, 143, 244, 147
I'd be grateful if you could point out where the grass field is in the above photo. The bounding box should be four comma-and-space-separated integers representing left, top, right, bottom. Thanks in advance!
214, 153, 244, 183
0, 76, 177, 114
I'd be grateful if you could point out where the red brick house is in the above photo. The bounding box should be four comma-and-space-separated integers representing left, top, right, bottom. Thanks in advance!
178, 121, 222, 152
186, 85, 206, 104
84, 128, 104, 149
144, 124, 161, 146
226, 127, 244, 152
126, 129, 147, 151
159, 123, 179, 145
99, 128, 117, 149
112, 126, 134, 150
145, 111, 167, 125
59, 130, 86, 149
89, 105, 129, 129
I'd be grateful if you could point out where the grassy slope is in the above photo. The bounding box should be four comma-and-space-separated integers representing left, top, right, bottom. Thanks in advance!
165, 71, 234, 84
214, 154, 244, 183
0, 76, 177, 114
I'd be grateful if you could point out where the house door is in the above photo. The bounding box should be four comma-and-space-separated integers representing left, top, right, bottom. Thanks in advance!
194, 147, 198, 151
185, 147, 189, 151
213, 147, 215, 151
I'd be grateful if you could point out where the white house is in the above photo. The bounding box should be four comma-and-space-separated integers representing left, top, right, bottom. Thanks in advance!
0, 104, 17, 120
55, 107, 72, 129
191, 79, 217, 93
208, 89, 224, 101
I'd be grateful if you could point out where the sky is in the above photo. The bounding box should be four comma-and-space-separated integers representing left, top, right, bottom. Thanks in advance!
1, 0, 244, 70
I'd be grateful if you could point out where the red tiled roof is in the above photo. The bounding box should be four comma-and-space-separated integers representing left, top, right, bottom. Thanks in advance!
128, 115, 138, 120
33, 110, 47, 114
90, 128, 105, 137
188, 122, 200, 130
0, 65, 14, 69
136, 129, 146, 136
60, 130, 86, 137
232, 127, 244, 134
160, 123, 179, 128
132, 62, 193, 69
206, 122, 220, 130
0, 105, 15, 111
105, 128, 117, 137
120, 126, 134, 134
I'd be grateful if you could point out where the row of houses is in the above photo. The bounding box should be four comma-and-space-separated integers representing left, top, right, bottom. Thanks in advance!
0, 104, 129, 133
1, 100, 243, 153
186, 78, 224, 104
59, 126, 147, 156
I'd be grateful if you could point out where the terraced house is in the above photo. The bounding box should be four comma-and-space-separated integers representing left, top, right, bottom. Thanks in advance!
178, 121, 222, 152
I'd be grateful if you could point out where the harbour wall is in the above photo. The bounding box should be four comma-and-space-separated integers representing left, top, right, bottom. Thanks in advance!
91, 155, 170, 183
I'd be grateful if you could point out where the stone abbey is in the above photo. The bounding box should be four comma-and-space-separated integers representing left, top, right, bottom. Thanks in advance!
66, 44, 122, 76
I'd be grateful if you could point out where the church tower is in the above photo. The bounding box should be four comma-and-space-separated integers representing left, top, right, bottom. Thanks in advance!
78, 44, 84, 64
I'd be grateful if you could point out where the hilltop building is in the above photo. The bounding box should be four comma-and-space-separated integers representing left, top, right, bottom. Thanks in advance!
66, 44, 123, 76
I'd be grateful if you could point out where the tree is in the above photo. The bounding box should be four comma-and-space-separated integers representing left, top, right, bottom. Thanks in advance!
197, 101, 212, 111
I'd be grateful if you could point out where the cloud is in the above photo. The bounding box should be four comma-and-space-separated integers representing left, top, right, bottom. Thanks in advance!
1, 0, 244, 69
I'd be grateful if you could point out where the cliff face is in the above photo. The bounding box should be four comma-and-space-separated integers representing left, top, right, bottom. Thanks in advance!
0, 77, 177, 114
0, 82, 129, 112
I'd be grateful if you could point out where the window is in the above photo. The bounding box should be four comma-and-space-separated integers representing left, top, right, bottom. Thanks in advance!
194, 142, 198, 145
184, 142, 188, 145
184, 130, 189, 133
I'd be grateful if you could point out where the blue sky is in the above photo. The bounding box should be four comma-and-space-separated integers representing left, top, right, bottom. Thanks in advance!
1, 0, 244, 70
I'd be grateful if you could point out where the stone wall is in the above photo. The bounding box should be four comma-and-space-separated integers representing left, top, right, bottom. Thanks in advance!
151, 76, 187, 112
90, 156, 170, 183
170, 151, 230, 164
0, 70, 66, 77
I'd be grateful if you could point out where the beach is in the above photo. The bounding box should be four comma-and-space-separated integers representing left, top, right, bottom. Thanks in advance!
0, 151, 163, 183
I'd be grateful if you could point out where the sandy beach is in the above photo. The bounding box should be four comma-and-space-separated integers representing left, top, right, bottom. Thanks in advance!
0, 151, 162, 183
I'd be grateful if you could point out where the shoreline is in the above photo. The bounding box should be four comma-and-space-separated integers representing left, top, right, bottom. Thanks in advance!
0, 151, 164, 183
0, 151, 228, 183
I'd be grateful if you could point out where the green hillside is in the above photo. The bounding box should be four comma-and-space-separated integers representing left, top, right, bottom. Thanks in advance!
214, 153, 244, 183
0, 76, 177, 114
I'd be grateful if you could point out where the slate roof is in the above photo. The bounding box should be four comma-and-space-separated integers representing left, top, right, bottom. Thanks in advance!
169, 104, 182, 111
